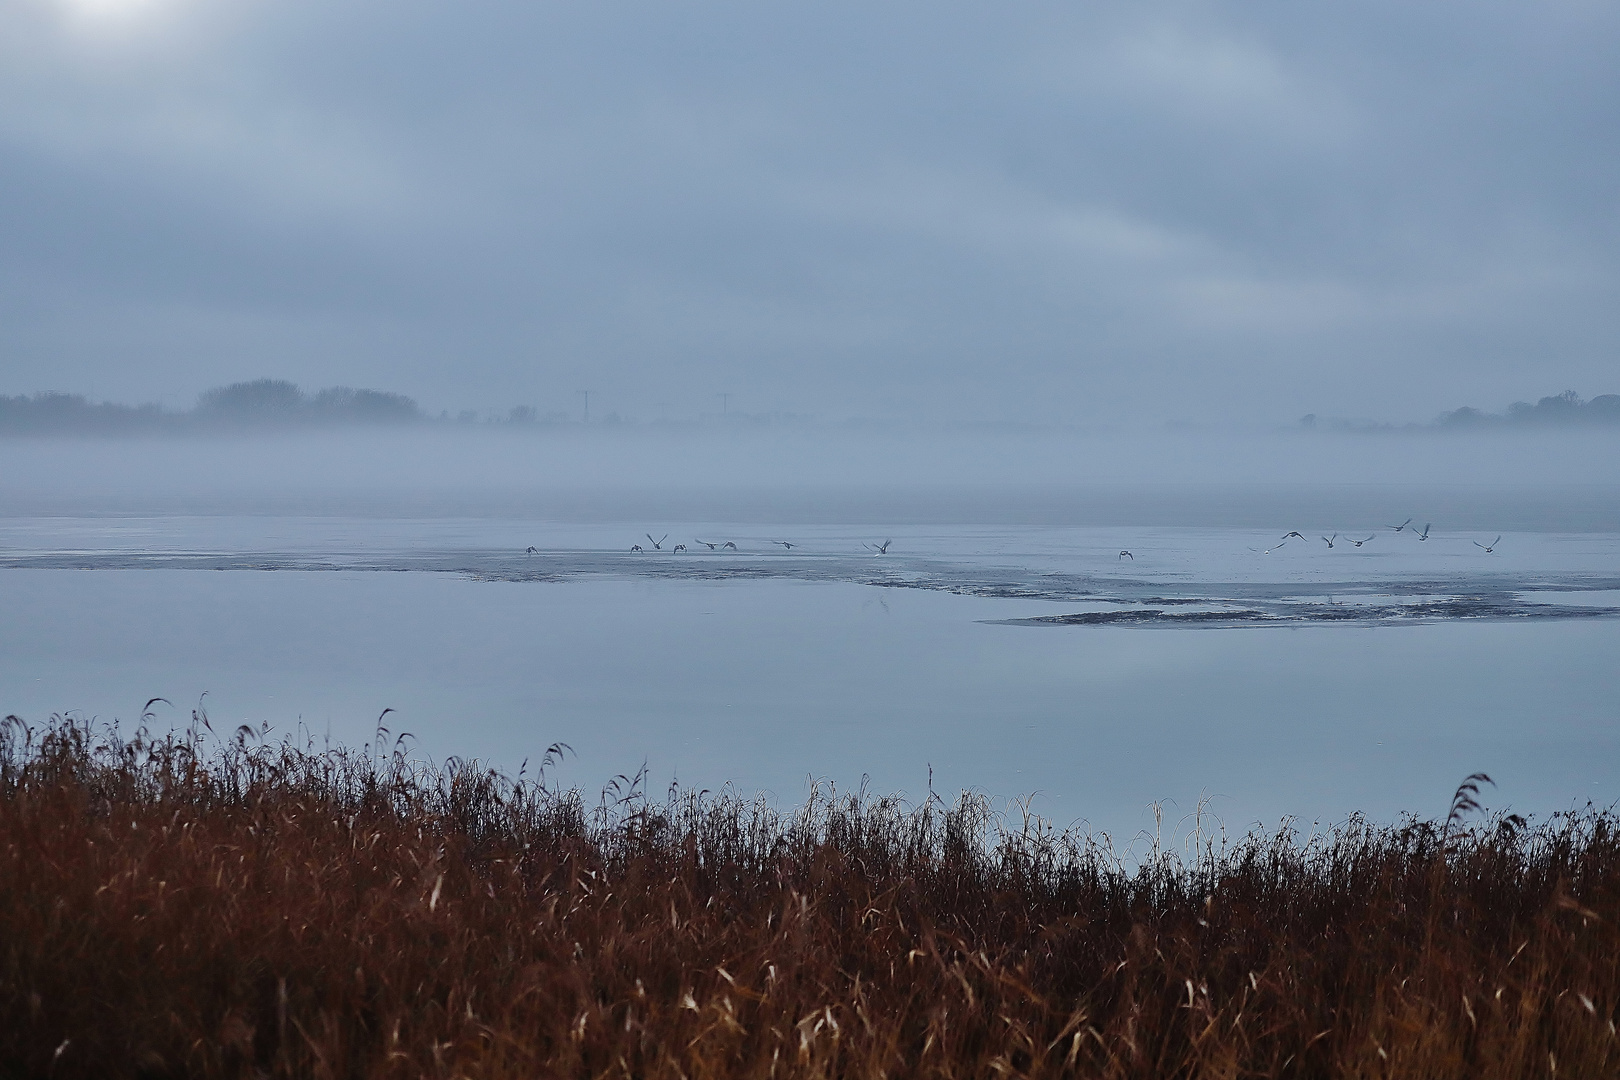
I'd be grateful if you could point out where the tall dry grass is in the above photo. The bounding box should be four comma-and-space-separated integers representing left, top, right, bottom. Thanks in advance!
1, 710, 1617, 1079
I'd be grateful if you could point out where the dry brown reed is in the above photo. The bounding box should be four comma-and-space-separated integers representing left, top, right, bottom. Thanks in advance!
2, 711, 1618, 1079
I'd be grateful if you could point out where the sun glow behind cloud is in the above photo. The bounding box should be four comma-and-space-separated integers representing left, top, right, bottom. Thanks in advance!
53, 0, 174, 29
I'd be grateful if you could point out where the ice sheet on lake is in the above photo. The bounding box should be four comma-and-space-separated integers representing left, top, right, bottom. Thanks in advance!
3, 518, 1618, 627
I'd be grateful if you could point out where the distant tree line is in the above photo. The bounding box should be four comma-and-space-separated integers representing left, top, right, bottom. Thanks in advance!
0, 379, 795, 435
1436, 390, 1620, 429
0, 379, 423, 435
0, 393, 168, 436
1300, 390, 1620, 433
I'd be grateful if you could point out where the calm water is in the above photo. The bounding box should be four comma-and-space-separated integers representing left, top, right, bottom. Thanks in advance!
3, 501, 1617, 843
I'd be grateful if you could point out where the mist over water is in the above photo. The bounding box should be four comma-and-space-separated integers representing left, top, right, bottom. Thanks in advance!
4, 424, 1619, 519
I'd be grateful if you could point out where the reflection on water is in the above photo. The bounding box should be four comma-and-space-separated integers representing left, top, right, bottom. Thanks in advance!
1, 558, 1616, 842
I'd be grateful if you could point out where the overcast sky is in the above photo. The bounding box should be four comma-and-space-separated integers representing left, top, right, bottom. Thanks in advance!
1, 0, 1616, 425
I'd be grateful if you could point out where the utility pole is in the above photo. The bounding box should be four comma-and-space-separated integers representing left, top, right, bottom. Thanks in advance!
577, 390, 590, 424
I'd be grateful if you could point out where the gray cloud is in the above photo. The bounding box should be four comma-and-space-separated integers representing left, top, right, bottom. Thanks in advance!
1, 0, 1616, 422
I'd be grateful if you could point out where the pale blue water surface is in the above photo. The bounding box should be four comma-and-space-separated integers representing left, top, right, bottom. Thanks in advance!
3, 493, 1617, 842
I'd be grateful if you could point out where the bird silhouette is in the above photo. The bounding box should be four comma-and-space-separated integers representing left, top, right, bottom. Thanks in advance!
1248, 542, 1287, 554
721, 541, 737, 550
1282, 531, 1306, 541
1348, 535, 1375, 547
1416, 523, 1432, 541
865, 539, 892, 554
1320, 534, 1337, 548
1118, 550, 1133, 560
1389, 518, 1413, 532
646, 534, 668, 550
631, 544, 643, 552
673, 544, 687, 553
1474, 536, 1501, 553
772, 541, 796, 549
525, 546, 537, 554
694, 539, 718, 550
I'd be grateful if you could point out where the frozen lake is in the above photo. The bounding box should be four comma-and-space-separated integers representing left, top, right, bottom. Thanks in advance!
3, 497, 1617, 843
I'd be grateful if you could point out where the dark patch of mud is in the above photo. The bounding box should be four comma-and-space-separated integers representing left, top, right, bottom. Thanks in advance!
1000, 609, 1279, 626
992, 597, 1620, 628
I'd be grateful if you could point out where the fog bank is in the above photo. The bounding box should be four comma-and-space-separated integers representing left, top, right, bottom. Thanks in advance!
3, 426, 1616, 531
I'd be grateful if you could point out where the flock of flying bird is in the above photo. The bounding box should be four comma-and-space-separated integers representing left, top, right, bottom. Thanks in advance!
615, 535, 896, 554
519, 521, 1504, 560
1240, 519, 1501, 556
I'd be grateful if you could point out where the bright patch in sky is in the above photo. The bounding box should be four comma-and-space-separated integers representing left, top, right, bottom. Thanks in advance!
57, 0, 166, 22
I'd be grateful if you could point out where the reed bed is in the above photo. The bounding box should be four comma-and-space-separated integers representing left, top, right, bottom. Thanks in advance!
2, 711, 1618, 1079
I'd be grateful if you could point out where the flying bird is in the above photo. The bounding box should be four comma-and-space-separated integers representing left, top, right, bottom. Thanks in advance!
1348, 535, 1375, 547
866, 539, 892, 554
646, 534, 668, 550
631, 544, 643, 552
1118, 550, 1133, 560
525, 546, 537, 554
772, 541, 796, 549
1416, 523, 1432, 542
1282, 531, 1306, 541
694, 539, 718, 550
1248, 542, 1287, 554
1389, 519, 1413, 532
1474, 536, 1501, 553
1321, 534, 1337, 548
673, 544, 687, 553
721, 541, 737, 550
